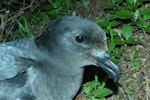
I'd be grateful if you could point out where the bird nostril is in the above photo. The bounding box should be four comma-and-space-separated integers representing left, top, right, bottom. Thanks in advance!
105, 51, 111, 59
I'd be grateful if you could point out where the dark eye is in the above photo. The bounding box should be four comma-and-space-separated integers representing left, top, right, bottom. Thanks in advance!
76, 35, 84, 43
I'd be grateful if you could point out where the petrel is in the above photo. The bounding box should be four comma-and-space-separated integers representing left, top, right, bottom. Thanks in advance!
0, 16, 121, 100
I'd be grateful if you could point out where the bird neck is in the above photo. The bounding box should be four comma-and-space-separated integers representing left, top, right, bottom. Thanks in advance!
29, 47, 84, 99
28, 66, 83, 100
49, 69, 83, 100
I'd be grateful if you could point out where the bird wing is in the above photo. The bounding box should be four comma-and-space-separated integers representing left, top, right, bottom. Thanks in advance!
0, 38, 37, 81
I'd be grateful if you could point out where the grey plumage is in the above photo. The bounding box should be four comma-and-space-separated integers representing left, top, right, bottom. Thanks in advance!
0, 16, 121, 100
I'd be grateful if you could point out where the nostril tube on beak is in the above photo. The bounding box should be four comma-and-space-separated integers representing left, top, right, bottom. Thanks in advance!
96, 51, 122, 83
104, 51, 111, 59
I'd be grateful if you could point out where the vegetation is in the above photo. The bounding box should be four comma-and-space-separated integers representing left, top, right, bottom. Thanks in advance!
97, 0, 148, 68
83, 76, 112, 100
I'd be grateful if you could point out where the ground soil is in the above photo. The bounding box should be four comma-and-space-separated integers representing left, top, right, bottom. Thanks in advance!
73, 0, 150, 100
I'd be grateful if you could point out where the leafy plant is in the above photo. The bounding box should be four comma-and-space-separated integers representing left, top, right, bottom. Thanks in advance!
10, 18, 33, 40
125, 51, 143, 71
125, 87, 134, 100
103, 0, 150, 33
18, 19, 33, 38
96, 0, 147, 63
83, 76, 113, 100
36, 0, 74, 20
43, 0, 72, 16
27, 0, 75, 35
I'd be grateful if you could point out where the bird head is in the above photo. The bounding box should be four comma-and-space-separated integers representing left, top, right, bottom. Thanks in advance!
35, 16, 121, 83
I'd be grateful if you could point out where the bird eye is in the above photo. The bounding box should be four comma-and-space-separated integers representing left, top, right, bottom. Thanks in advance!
76, 35, 84, 43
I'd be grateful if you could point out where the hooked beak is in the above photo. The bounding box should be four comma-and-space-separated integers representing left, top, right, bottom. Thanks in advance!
96, 52, 122, 83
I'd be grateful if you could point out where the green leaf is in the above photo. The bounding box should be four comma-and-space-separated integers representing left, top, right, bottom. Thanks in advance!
135, 17, 148, 27
113, 36, 124, 45
125, 87, 133, 95
18, 22, 25, 32
84, 81, 98, 93
94, 75, 99, 86
112, 0, 122, 4
132, 51, 139, 58
144, 26, 150, 33
111, 48, 123, 63
144, 14, 150, 20
47, 9, 60, 16
133, 59, 142, 71
17, 19, 33, 38
92, 88, 113, 98
139, 8, 150, 15
99, 98, 106, 100
113, 9, 133, 19
110, 21, 121, 27
112, 48, 124, 58
108, 42, 116, 52
52, 0, 62, 8
122, 25, 133, 40
97, 19, 108, 28
127, 0, 134, 4
101, 79, 106, 88
125, 37, 143, 45
134, 0, 143, 6
103, 2, 115, 9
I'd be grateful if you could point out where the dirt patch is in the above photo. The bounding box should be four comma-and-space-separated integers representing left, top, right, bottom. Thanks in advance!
117, 33, 150, 100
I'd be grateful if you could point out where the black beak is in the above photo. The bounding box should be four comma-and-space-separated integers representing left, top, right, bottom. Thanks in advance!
96, 52, 122, 83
